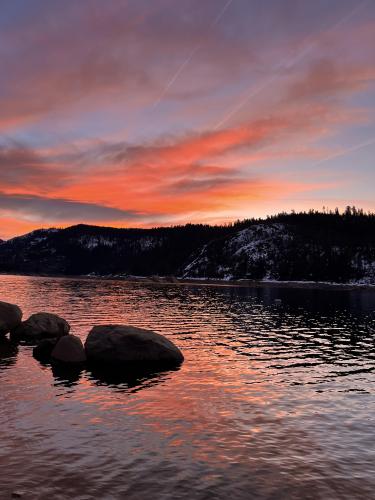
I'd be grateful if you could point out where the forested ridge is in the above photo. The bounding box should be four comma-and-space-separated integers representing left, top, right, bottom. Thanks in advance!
0, 207, 374, 283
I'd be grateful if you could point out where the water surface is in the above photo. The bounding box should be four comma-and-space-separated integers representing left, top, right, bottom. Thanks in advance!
0, 275, 374, 499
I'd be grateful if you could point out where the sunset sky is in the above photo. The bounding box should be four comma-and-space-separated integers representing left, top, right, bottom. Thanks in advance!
0, 0, 374, 239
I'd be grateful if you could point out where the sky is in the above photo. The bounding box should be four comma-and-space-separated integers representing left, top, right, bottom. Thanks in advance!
0, 0, 374, 239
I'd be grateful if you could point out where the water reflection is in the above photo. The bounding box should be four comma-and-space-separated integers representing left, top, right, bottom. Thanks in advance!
51, 363, 83, 387
0, 275, 374, 499
33, 346, 181, 392
0, 337, 18, 369
87, 364, 181, 392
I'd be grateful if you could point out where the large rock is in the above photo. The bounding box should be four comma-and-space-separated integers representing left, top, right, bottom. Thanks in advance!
0, 301, 22, 335
51, 335, 86, 364
13, 312, 70, 342
85, 325, 184, 366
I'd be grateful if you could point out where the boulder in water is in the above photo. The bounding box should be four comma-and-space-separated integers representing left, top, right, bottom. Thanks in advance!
85, 325, 184, 367
51, 335, 86, 364
0, 301, 22, 336
12, 312, 70, 342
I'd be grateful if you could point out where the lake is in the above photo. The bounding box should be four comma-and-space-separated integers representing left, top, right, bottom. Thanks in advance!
0, 275, 374, 499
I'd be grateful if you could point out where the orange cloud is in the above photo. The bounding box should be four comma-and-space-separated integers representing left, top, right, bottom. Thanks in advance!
0, 85, 367, 239
42, 103, 342, 224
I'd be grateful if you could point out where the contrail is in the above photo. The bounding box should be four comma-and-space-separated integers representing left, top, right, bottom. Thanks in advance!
153, 0, 234, 108
213, 0, 234, 26
312, 136, 375, 168
214, 0, 369, 130
152, 46, 200, 108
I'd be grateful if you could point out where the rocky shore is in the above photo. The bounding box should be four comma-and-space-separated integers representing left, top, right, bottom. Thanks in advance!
3, 271, 375, 291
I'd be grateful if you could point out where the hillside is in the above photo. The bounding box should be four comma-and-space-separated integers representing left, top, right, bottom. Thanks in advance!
0, 209, 374, 283
0, 223, 231, 277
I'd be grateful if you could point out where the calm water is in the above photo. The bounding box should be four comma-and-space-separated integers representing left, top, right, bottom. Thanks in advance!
0, 275, 375, 500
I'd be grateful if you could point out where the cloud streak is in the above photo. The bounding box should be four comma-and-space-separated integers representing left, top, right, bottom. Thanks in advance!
0, 141, 69, 191
0, 193, 149, 223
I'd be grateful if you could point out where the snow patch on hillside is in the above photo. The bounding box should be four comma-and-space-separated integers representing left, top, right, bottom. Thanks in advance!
77, 234, 162, 251
135, 237, 162, 251
350, 258, 375, 284
78, 235, 116, 249
9, 228, 59, 245
183, 223, 291, 279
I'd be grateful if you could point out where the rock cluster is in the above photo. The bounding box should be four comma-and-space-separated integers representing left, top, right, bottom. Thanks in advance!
0, 300, 184, 371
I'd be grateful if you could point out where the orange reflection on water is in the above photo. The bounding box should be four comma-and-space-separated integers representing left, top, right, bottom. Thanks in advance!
1, 275, 375, 499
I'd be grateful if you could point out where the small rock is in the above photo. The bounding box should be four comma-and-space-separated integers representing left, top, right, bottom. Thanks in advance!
12, 312, 70, 342
12, 491, 25, 498
0, 301, 22, 336
51, 335, 86, 364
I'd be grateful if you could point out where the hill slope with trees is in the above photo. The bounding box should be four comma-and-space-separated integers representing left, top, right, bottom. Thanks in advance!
0, 208, 374, 283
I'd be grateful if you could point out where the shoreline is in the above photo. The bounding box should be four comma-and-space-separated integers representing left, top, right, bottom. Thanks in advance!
0, 272, 374, 291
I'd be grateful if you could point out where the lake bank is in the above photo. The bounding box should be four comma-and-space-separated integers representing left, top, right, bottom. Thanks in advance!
1, 272, 375, 291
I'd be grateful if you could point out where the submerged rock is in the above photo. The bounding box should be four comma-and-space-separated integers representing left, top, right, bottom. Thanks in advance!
33, 338, 59, 362
12, 491, 26, 499
0, 337, 18, 367
85, 325, 184, 366
12, 312, 70, 342
0, 301, 22, 336
51, 334, 86, 364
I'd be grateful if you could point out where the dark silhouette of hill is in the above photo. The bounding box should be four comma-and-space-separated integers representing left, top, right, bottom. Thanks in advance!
0, 207, 374, 283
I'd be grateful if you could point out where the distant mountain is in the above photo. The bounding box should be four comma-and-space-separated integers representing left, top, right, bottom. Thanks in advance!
0, 223, 230, 277
0, 209, 374, 283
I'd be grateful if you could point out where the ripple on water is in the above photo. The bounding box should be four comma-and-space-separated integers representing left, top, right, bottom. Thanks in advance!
0, 275, 374, 499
